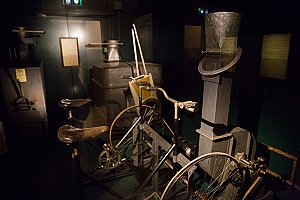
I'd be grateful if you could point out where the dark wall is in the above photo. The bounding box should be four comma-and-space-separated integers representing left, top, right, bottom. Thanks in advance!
236, 2, 300, 177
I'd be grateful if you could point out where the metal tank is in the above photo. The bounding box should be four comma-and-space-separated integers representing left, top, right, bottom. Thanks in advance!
92, 62, 162, 125
199, 12, 242, 76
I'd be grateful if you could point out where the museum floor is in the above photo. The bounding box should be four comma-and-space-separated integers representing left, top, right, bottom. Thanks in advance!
0, 127, 175, 200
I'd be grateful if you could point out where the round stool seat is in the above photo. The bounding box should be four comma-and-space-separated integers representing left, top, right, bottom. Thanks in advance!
58, 124, 109, 144
58, 98, 92, 109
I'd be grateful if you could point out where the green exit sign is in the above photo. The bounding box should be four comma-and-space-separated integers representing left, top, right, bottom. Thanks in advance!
63, 0, 82, 6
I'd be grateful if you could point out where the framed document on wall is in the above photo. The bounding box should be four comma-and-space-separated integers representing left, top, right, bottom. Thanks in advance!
59, 37, 80, 67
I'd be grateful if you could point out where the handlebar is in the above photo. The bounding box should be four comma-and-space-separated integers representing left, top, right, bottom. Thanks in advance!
122, 75, 152, 87
121, 75, 145, 81
122, 76, 199, 113
146, 86, 199, 113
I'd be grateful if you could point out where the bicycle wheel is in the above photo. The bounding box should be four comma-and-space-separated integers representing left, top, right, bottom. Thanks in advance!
161, 152, 244, 200
104, 104, 171, 168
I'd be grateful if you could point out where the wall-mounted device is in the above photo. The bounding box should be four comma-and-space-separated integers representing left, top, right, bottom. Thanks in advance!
0, 62, 48, 138
102, 40, 123, 62
86, 40, 123, 62
10, 27, 45, 60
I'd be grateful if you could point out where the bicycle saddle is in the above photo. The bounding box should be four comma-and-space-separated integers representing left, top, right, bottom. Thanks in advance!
57, 124, 109, 144
58, 98, 92, 108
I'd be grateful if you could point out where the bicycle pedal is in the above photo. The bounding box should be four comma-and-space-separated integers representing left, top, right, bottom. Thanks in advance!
179, 176, 189, 186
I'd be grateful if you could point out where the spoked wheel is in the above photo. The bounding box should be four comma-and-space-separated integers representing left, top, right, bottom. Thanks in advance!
100, 104, 169, 169
98, 148, 120, 170
161, 152, 244, 200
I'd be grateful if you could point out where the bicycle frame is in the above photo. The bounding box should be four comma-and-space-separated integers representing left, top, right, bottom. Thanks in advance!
134, 87, 199, 195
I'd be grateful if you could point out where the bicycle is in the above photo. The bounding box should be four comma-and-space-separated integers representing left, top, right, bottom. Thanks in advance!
160, 151, 296, 200
98, 84, 199, 199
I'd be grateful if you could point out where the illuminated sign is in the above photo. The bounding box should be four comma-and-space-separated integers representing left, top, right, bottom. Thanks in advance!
63, 0, 82, 6
198, 7, 208, 15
